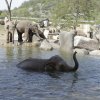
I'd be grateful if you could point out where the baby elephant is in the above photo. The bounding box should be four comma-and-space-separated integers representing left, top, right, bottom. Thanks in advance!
17, 52, 79, 72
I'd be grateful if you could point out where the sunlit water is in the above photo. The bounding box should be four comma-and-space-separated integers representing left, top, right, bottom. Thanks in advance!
0, 46, 100, 100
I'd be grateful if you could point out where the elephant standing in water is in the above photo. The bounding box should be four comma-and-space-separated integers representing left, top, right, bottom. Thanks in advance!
16, 20, 46, 43
5, 20, 46, 44
17, 52, 79, 72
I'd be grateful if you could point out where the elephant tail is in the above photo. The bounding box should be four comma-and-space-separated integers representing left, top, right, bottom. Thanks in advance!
72, 51, 79, 71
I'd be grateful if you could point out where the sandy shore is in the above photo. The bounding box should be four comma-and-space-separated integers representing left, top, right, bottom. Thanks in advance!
0, 25, 6, 45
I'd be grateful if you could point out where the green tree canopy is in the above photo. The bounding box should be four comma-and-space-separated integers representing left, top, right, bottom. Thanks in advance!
51, 0, 98, 29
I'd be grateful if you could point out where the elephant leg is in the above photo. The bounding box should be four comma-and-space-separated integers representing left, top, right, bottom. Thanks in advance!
28, 31, 33, 42
28, 34, 32, 42
17, 30, 23, 43
18, 33, 23, 42
6, 32, 9, 43
24, 33, 29, 42
12, 32, 14, 43
9, 33, 12, 42
24, 28, 29, 42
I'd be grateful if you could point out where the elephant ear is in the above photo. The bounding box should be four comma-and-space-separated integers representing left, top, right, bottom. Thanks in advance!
13, 20, 18, 28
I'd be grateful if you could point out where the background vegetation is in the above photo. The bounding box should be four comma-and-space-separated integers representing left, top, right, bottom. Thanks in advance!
0, 0, 100, 29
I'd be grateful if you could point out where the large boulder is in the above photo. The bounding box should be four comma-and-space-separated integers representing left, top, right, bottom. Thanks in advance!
92, 24, 100, 41
59, 31, 74, 53
74, 48, 89, 55
76, 30, 87, 37
0, 19, 4, 25
74, 36, 99, 50
32, 35, 41, 46
40, 39, 53, 50
43, 29, 49, 38
93, 32, 100, 48
49, 40, 60, 49
32, 35, 40, 42
89, 50, 100, 56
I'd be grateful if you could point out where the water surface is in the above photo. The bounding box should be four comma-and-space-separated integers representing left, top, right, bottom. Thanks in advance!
0, 46, 100, 100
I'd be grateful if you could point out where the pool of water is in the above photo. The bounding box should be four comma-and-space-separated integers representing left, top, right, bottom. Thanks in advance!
0, 46, 100, 100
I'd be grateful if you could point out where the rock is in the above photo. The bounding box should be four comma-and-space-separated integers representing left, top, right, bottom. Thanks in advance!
40, 39, 53, 50
0, 19, 4, 25
43, 29, 49, 38
54, 40, 59, 44
94, 34, 100, 48
32, 35, 40, 44
82, 24, 91, 38
52, 35, 59, 40
59, 31, 74, 53
74, 36, 99, 50
50, 42, 60, 49
74, 48, 89, 55
76, 30, 87, 37
89, 50, 100, 56
48, 39, 60, 49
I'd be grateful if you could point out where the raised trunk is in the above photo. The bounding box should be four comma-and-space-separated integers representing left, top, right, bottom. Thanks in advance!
72, 51, 79, 71
61, 51, 79, 72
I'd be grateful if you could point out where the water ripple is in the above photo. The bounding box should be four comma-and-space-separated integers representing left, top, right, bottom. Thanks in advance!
0, 46, 100, 100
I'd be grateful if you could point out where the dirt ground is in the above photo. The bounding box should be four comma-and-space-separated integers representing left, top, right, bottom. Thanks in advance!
0, 25, 7, 43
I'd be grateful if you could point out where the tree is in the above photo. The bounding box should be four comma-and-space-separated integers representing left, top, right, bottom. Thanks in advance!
5, 0, 12, 21
0, 11, 2, 15
51, 0, 97, 29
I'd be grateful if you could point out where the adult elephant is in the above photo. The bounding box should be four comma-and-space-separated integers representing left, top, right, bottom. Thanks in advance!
17, 51, 79, 72
16, 20, 46, 43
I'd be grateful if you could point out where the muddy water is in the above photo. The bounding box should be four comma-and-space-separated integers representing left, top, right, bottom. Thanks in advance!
0, 46, 100, 100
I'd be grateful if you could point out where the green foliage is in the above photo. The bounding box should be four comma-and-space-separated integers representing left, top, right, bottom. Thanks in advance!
1, 0, 100, 28
0, 11, 7, 18
0, 11, 2, 15
12, 8, 30, 17
51, 0, 98, 29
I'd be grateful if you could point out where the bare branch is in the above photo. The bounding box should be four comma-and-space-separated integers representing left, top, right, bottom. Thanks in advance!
10, 0, 13, 8
5, 0, 10, 10
5, 0, 12, 21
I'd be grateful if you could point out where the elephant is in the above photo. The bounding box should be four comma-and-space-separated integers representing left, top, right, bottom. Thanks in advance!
17, 51, 79, 72
4, 20, 16, 43
16, 20, 46, 43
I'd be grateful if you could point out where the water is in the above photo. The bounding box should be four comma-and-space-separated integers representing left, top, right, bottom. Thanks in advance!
0, 46, 100, 100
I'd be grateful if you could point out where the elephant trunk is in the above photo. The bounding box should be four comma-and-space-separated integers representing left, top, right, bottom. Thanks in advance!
72, 51, 79, 71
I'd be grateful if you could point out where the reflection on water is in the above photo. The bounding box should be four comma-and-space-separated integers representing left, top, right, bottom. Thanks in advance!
0, 46, 100, 100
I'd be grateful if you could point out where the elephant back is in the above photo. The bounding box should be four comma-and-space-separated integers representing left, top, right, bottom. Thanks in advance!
16, 20, 33, 30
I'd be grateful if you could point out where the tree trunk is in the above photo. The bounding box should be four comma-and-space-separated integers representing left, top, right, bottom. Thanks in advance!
5, 0, 12, 21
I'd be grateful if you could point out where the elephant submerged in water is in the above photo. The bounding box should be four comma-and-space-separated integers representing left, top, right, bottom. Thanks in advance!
17, 52, 79, 72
